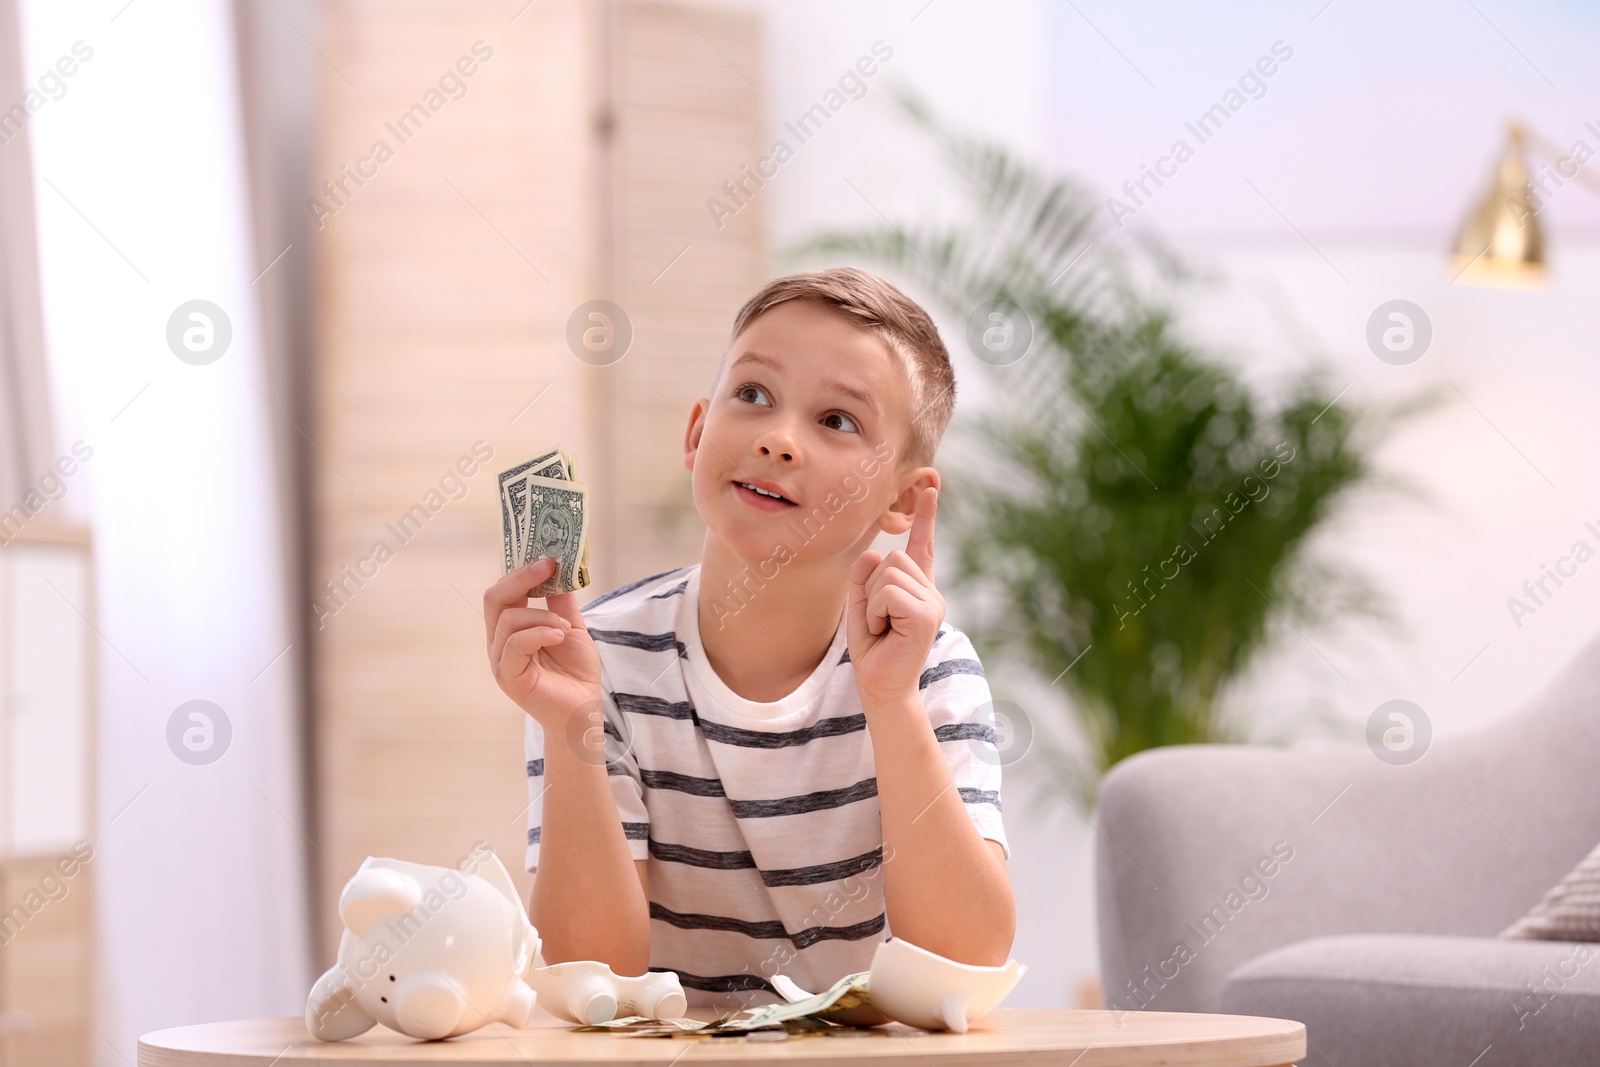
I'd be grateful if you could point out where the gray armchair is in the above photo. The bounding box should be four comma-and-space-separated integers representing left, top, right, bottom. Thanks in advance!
1094, 631, 1600, 1066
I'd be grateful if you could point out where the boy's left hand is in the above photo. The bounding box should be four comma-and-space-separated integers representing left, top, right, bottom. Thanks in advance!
847, 486, 944, 705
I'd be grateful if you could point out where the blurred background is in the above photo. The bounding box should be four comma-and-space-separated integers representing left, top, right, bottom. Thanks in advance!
2, 0, 1599, 1063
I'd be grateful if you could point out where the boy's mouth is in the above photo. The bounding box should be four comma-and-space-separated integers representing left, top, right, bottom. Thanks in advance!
733, 479, 798, 509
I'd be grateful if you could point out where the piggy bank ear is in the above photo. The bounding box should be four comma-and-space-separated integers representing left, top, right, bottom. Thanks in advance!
305, 965, 375, 1041
339, 865, 422, 938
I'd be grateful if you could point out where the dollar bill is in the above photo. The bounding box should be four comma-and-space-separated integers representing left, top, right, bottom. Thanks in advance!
498, 445, 592, 593
518, 475, 590, 596
497, 447, 569, 573
706, 970, 874, 1032
571, 1016, 714, 1035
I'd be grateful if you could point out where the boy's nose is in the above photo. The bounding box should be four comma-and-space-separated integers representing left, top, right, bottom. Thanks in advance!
755, 426, 797, 460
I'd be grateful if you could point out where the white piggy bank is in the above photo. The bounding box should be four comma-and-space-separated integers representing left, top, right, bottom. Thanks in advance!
305, 845, 541, 1041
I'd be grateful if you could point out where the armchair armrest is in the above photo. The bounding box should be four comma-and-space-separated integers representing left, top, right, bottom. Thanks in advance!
1094, 634, 1600, 1013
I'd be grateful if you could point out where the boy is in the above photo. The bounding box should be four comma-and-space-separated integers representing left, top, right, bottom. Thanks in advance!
482, 267, 1014, 1010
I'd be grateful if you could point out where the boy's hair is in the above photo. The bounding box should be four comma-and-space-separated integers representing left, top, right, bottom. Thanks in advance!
713, 267, 955, 467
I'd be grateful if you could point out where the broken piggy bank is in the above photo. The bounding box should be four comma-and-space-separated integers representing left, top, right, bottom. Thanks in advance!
866, 936, 1027, 1032
770, 937, 1027, 1033
305, 846, 542, 1041
526, 955, 687, 1024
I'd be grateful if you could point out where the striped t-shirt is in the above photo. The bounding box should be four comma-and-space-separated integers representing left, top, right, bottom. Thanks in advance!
523, 562, 1008, 1010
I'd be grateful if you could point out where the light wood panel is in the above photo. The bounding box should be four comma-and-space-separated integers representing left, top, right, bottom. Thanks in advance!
310, 0, 764, 959
1, 853, 94, 1067
0, 523, 96, 1067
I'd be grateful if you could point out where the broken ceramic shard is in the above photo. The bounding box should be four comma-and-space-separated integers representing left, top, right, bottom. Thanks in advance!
767, 937, 1027, 1033
526, 954, 687, 1024
305, 848, 541, 1041
865, 936, 1026, 1033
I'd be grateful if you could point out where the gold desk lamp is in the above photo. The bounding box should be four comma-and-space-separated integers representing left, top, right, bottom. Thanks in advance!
1451, 121, 1600, 290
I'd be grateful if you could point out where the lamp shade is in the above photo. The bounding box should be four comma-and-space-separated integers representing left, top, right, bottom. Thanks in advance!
1450, 126, 1546, 290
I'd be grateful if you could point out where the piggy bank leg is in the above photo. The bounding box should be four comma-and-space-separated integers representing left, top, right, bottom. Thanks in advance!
495, 977, 540, 1029
566, 970, 619, 1025
305, 965, 376, 1041
637, 976, 686, 1021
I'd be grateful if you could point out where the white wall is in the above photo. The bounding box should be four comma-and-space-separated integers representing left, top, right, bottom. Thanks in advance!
1171, 239, 1600, 744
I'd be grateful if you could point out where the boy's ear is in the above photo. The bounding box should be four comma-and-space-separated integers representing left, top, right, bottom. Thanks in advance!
683, 395, 711, 472
880, 467, 940, 536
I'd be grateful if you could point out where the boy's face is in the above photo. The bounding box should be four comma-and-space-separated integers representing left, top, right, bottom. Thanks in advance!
683, 299, 924, 566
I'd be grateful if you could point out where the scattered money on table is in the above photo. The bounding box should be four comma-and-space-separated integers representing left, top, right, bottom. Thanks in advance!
497, 444, 591, 596
570, 1017, 716, 1036
709, 970, 878, 1032
569, 971, 891, 1039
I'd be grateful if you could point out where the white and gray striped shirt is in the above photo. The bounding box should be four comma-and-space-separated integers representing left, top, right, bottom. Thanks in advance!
523, 563, 1008, 1010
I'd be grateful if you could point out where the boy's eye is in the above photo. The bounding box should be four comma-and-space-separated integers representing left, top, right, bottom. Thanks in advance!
734, 383, 771, 406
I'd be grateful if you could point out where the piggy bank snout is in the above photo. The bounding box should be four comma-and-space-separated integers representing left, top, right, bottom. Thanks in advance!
394, 976, 466, 1040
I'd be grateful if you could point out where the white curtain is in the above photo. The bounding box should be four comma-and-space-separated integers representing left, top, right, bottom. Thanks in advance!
17, 1, 311, 1061
0, 0, 53, 513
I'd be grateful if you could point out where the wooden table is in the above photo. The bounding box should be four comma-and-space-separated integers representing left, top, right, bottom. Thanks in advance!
139, 1009, 1306, 1066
